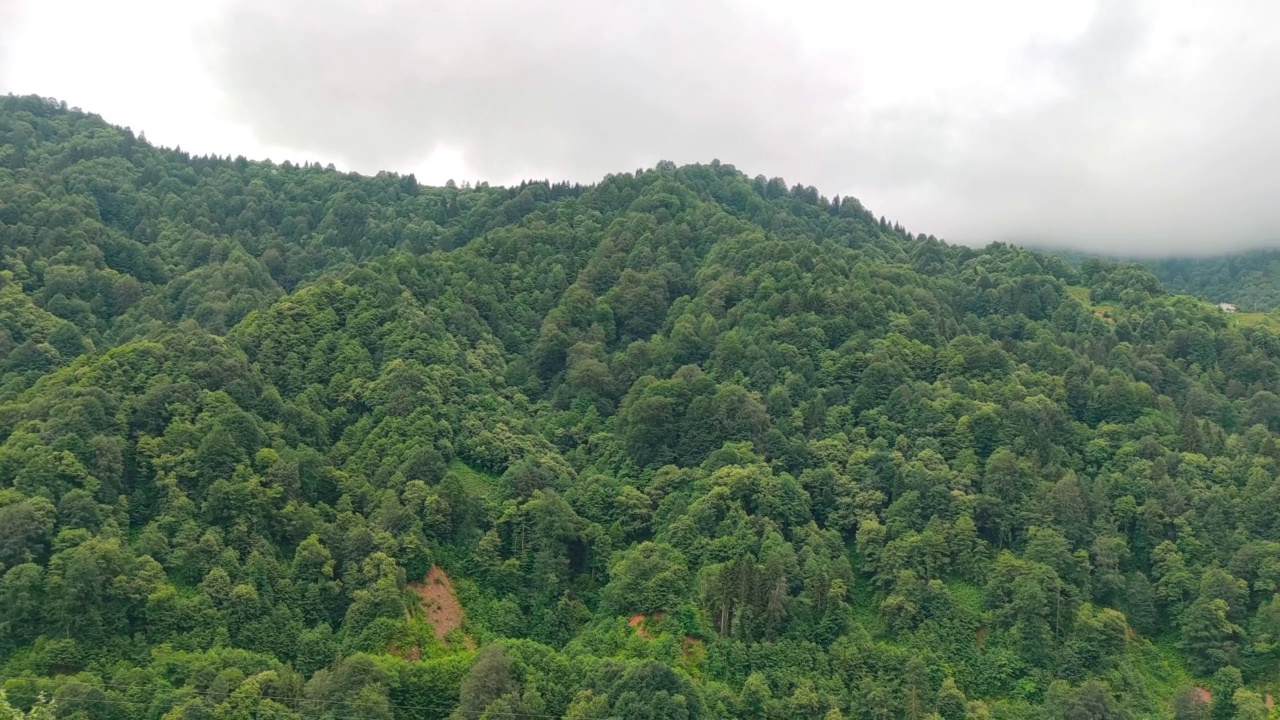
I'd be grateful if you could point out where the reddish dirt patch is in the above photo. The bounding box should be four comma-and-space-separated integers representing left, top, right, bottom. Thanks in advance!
389, 643, 422, 662
681, 636, 704, 664
628, 611, 664, 640
628, 614, 652, 640
408, 566, 465, 642
1195, 687, 1212, 703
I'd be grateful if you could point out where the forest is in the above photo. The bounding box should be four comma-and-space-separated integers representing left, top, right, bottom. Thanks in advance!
1053, 249, 1280, 316
1146, 252, 1280, 315
3, 94, 1280, 718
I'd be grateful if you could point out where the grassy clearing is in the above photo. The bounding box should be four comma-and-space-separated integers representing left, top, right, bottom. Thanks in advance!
1144, 635, 1195, 691
446, 459, 504, 499
1221, 308, 1280, 333
1231, 311, 1273, 327
1122, 634, 1198, 715
945, 580, 983, 613
1066, 286, 1119, 318
845, 544, 887, 635
1069, 284, 1280, 332
850, 578, 883, 633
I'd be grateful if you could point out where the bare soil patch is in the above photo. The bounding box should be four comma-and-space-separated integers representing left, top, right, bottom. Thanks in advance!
628, 611, 665, 640
409, 565, 465, 641
682, 635, 704, 664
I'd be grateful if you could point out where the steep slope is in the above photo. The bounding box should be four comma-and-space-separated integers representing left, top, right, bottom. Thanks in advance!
2, 95, 1280, 719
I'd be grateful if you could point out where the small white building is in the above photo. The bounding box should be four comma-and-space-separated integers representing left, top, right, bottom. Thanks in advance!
1219, 302, 1238, 313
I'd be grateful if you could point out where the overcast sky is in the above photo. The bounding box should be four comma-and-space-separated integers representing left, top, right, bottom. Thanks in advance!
2, 0, 1278, 255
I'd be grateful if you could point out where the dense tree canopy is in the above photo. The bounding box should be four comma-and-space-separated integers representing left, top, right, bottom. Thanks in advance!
1148, 251, 1280, 314
3, 94, 1280, 718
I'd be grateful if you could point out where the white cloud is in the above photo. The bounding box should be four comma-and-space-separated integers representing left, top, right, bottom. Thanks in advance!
2, 0, 1279, 254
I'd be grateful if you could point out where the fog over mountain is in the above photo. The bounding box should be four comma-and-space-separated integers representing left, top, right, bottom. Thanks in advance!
4, 0, 1279, 254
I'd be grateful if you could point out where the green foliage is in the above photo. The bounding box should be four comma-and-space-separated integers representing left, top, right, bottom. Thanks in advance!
0, 691, 55, 720
602, 542, 691, 616
1149, 250, 1280, 313
4, 95, 1280, 717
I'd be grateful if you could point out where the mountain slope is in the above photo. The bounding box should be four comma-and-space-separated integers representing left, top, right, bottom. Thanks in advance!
1, 94, 1279, 719
1148, 250, 1280, 313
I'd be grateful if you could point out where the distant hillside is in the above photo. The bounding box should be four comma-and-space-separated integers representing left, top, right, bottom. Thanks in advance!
1148, 250, 1280, 312
1052, 247, 1280, 312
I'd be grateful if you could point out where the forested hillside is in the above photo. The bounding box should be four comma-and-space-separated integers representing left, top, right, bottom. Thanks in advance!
1149, 251, 1280, 314
5, 94, 1280, 719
